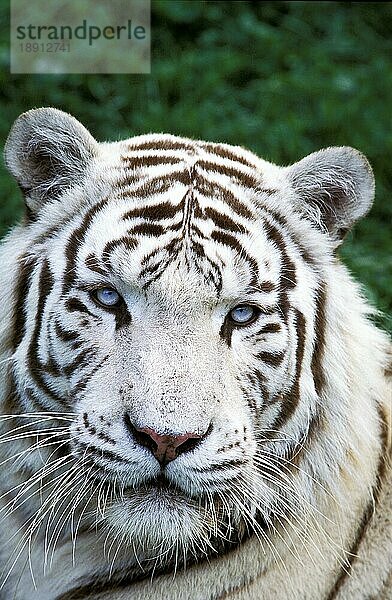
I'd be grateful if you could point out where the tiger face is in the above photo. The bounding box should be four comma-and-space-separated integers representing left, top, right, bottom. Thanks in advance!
3, 108, 375, 566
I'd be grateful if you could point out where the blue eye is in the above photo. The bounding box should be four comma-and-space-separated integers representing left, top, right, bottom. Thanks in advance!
229, 305, 258, 325
94, 288, 122, 308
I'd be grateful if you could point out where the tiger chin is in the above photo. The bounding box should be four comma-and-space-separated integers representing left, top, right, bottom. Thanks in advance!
0, 108, 390, 600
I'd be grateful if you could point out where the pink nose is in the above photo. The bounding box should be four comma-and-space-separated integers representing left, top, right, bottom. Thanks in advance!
133, 426, 204, 465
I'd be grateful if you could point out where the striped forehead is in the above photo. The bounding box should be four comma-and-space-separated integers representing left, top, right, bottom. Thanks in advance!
61, 135, 290, 303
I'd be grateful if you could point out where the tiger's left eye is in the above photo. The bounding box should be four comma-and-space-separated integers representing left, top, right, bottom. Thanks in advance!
229, 305, 259, 325
93, 288, 122, 308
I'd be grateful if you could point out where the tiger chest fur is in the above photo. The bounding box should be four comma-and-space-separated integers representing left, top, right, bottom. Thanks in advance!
0, 108, 390, 599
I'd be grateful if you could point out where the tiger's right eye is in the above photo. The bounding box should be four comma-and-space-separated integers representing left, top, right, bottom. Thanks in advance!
228, 304, 259, 326
93, 288, 122, 308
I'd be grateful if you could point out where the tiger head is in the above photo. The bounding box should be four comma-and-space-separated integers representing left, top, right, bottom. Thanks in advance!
2, 108, 376, 565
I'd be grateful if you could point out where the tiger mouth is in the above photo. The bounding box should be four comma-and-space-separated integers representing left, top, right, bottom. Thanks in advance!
145, 473, 177, 490
123, 473, 193, 501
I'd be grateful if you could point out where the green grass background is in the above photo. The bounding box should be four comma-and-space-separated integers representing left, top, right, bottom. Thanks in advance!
0, 1, 391, 331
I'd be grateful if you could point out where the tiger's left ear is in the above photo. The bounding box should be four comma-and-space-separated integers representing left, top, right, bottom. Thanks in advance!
286, 147, 375, 244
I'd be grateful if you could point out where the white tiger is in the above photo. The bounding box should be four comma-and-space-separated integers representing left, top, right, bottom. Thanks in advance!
0, 108, 390, 599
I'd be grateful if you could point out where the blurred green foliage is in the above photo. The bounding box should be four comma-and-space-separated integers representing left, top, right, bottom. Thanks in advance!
0, 1, 390, 331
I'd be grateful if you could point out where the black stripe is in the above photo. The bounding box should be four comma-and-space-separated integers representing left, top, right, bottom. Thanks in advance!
83, 412, 95, 435
55, 322, 79, 342
72, 355, 109, 396
63, 197, 111, 293
193, 459, 245, 473
32, 209, 84, 247
126, 139, 196, 152
139, 238, 183, 289
63, 348, 93, 377
271, 309, 306, 430
118, 177, 172, 198
256, 323, 281, 335
139, 235, 223, 294
82, 416, 116, 446
122, 201, 182, 222
261, 217, 297, 324
256, 350, 285, 367
84, 254, 109, 277
138, 257, 165, 281
259, 205, 315, 265
27, 259, 64, 405
140, 247, 162, 267
128, 223, 165, 237
25, 386, 55, 412
200, 143, 258, 169
201, 206, 248, 235
115, 305, 132, 330
181, 188, 194, 238
42, 353, 63, 377
258, 281, 275, 293
101, 237, 138, 268
118, 171, 192, 200
5, 374, 60, 418
311, 285, 327, 396
197, 159, 260, 189
252, 369, 268, 396
75, 441, 126, 464
210, 230, 245, 258
262, 219, 296, 292
12, 254, 37, 351
327, 405, 390, 599
252, 369, 269, 407
96, 430, 116, 445
242, 369, 268, 422
190, 222, 208, 239
121, 154, 181, 168
220, 317, 233, 347
65, 298, 96, 318
195, 177, 255, 220
3, 373, 21, 414
202, 259, 224, 294
210, 230, 259, 288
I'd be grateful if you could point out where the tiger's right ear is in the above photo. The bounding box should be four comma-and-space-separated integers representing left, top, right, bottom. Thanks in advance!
4, 108, 99, 218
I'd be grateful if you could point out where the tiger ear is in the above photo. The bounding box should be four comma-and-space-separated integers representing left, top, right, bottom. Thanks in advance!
4, 108, 99, 218
287, 147, 375, 244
